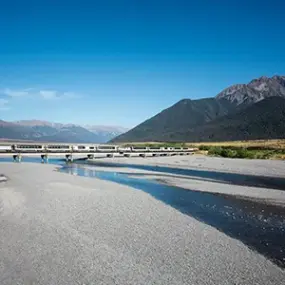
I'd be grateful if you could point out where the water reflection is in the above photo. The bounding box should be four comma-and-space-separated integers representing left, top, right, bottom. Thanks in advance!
60, 164, 285, 268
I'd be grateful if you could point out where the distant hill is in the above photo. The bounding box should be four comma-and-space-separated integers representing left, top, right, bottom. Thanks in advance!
84, 125, 129, 142
111, 75, 285, 143
0, 120, 127, 143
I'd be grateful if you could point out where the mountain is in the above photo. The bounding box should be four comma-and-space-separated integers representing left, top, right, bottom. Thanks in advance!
216, 75, 285, 106
164, 97, 285, 142
84, 125, 129, 142
0, 120, 127, 143
112, 98, 234, 142
111, 75, 285, 143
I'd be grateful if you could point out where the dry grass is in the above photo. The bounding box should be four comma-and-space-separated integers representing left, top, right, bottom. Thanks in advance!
122, 139, 285, 150
194, 150, 209, 155
186, 139, 285, 150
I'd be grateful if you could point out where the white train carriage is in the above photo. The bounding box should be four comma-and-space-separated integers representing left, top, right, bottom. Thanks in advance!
0, 145, 13, 152
97, 145, 118, 152
12, 144, 45, 152
72, 145, 96, 152
130, 146, 149, 152
45, 144, 72, 152
148, 147, 164, 152
173, 147, 183, 151
117, 146, 131, 154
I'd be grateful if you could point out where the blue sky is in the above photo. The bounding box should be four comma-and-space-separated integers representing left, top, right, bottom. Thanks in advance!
0, 0, 284, 128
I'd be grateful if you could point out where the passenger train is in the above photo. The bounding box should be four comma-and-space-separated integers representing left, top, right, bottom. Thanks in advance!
0, 143, 195, 153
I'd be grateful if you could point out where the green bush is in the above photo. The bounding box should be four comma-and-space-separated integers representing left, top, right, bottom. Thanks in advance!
235, 148, 253, 158
200, 144, 285, 160
220, 148, 236, 158
208, 146, 223, 156
198, 145, 210, 151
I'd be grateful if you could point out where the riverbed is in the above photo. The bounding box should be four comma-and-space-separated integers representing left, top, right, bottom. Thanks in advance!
0, 157, 285, 284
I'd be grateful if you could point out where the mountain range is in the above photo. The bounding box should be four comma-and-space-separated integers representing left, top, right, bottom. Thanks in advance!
0, 120, 128, 143
111, 75, 285, 143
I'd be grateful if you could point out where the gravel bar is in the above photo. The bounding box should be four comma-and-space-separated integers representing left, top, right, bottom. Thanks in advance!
0, 162, 284, 285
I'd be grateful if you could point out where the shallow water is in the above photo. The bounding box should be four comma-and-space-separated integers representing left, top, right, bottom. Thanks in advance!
87, 161, 285, 190
1, 157, 285, 268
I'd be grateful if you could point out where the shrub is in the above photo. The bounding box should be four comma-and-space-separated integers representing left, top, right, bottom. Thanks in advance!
199, 145, 210, 151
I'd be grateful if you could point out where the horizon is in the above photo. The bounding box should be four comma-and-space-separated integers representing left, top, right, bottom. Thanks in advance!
0, 0, 285, 128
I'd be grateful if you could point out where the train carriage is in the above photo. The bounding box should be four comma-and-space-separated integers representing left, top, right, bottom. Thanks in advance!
45, 144, 72, 152
72, 145, 96, 152
130, 146, 149, 152
148, 147, 164, 152
13, 144, 45, 152
97, 145, 118, 152
117, 146, 131, 154
0, 145, 13, 153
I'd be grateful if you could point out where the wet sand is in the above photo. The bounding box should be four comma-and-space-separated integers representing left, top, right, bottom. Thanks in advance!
0, 162, 284, 284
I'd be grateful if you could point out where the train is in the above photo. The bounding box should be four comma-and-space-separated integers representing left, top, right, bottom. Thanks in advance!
0, 143, 196, 153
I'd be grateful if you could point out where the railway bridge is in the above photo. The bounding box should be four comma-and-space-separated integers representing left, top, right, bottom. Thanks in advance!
0, 142, 196, 162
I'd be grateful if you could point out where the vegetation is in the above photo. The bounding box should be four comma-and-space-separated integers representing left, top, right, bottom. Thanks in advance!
188, 139, 285, 149
121, 142, 187, 148
199, 145, 285, 160
121, 139, 285, 160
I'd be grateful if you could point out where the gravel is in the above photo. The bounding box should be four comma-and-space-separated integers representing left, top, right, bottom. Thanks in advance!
86, 156, 285, 205
91, 155, 285, 177
0, 162, 284, 285
0, 174, 7, 183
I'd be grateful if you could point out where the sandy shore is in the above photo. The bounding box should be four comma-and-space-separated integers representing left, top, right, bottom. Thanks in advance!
0, 162, 284, 284
86, 156, 285, 205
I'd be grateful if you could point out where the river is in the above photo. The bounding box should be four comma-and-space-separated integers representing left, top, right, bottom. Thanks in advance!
1, 156, 285, 268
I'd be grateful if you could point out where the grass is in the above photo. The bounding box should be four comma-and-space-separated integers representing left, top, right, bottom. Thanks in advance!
192, 139, 285, 160
122, 139, 285, 149
186, 139, 285, 150
121, 142, 187, 148
200, 146, 285, 160
121, 139, 285, 160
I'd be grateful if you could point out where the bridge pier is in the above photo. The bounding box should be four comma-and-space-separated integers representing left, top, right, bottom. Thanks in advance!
65, 154, 73, 163
13, 154, 22, 162
41, 154, 49, 163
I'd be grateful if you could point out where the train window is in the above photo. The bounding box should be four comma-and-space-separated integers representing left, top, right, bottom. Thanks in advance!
78, 146, 85, 149
89, 147, 95, 149
98, 146, 116, 150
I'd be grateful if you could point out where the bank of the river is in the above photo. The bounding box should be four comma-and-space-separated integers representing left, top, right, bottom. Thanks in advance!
0, 162, 284, 284
89, 155, 285, 177
86, 156, 285, 204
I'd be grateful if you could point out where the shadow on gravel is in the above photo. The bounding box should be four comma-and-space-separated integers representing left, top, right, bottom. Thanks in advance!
60, 164, 285, 268
88, 161, 285, 191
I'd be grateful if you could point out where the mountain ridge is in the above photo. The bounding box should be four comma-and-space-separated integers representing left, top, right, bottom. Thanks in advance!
0, 120, 128, 143
111, 75, 285, 143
